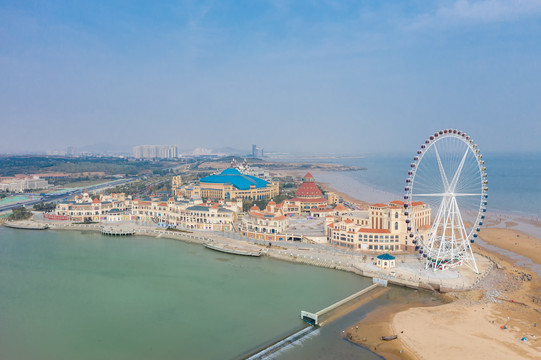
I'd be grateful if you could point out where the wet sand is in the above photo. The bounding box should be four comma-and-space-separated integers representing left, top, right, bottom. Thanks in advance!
350, 232, 541, 360
303, 170, 541, 359
479, 227, 541, 265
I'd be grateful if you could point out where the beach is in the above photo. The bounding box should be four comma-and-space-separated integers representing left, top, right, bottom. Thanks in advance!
313, 169, 541, 360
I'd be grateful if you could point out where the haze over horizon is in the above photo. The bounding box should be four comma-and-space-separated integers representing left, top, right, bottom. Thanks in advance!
1, 1, 540, 155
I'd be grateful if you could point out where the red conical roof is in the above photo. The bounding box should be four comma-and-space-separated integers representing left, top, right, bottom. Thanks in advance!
295, 182, 323, 198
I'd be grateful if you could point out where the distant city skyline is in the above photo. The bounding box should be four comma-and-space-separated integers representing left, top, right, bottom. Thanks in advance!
1, 1, 541, 154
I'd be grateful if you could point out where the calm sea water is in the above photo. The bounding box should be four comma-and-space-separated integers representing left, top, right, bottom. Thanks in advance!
288, 152, 541, 217
0, 227, 380, 360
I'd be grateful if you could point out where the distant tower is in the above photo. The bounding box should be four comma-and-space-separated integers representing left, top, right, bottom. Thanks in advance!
251, 144, 264, 159
66, 146, 77, 156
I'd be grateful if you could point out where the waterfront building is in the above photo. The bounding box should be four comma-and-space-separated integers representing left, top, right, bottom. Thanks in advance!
309, 205, 334, 218
0, 175, 49, 192
133, 145, 178, 159
197, 168, 279, 201
289, 173, 328, 211
132, 196, 240, 231
326, 201, 431, 253
376, 254, 396, 269
241, 202, 289, 241
54, 191, 132, 222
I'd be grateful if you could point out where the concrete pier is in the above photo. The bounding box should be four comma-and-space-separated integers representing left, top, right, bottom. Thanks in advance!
301, 283, 382, 326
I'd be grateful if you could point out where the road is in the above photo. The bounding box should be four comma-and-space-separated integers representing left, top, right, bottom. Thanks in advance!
0, 178, 136, 213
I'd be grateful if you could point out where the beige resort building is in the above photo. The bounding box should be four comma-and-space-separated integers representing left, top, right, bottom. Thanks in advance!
241, 201, 289, 241
326, 200, 431, 253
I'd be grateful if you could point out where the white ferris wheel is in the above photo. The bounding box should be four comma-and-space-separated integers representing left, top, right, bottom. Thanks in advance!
404, 129, 488, 272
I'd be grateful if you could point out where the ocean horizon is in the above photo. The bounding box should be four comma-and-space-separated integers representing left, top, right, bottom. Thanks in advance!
278, 151, 541, 218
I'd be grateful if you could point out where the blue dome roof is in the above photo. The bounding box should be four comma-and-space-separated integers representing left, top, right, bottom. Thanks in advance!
200, 168, 268, 190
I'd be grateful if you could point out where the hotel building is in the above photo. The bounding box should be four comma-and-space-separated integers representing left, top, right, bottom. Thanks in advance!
326, 201, 431, 253
195, 168, 279, 201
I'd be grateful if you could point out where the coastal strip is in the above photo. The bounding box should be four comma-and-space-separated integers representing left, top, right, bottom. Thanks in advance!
4, 220, 494, 293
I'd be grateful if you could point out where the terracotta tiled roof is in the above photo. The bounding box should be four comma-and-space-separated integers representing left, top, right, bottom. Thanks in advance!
344, 219, 353, 224
295, 182, 323, 198
290, 197, 327, 203
371, 203, 388, 208
412, 201, 426, 206
92, 198, 100, 204
304, 172, 314, 179
389, 200, 404, 205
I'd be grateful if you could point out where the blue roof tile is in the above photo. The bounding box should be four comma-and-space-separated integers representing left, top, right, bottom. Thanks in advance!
200, 168, 268, 190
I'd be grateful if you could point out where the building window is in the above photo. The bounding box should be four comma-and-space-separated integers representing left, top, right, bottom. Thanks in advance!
395, 212, 398, 219
395, 222, 398, 230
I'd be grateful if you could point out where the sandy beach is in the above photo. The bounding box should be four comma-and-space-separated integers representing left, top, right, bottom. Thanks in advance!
346, 224, 541, 360
298, 169, 541, 360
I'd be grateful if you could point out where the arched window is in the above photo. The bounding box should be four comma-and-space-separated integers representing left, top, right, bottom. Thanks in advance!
395, 212, 398, 219
394, 222, 398, 230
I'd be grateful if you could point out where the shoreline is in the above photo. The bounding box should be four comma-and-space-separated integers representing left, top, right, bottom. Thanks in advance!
348, 231, 541, 359
283, 169, 541, 359
7, 167, 540, 360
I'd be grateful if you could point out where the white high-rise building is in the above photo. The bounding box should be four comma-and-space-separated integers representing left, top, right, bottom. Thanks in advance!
133, 145, 178, 159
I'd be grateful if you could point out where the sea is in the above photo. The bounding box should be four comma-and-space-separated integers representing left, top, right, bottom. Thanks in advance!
0, 227, 413, 360
285, 152, 541, 218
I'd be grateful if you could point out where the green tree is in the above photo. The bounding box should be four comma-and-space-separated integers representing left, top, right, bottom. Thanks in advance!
9, 206, 32, 220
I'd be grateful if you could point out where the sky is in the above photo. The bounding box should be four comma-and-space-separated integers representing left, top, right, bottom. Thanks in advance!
1, 0, 540, 155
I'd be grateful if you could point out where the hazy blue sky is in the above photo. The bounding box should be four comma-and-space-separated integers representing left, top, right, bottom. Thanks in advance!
1, 0, 540, 154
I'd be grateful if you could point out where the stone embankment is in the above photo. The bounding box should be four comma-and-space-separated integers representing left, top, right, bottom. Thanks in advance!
3, 221, 49, 230
21, 220, 493, 292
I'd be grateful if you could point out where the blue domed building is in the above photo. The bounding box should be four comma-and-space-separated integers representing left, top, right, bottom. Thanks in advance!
199, 168, 279, 201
